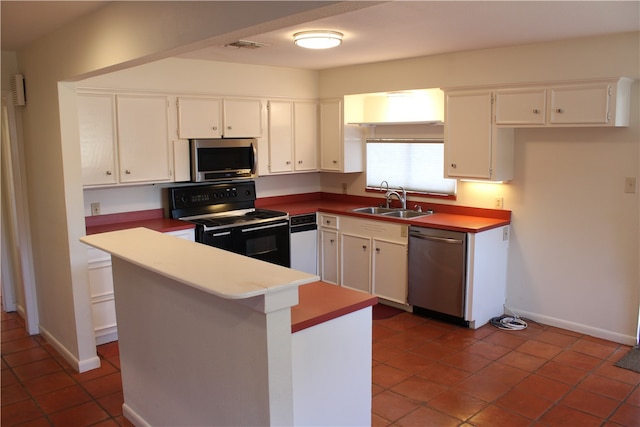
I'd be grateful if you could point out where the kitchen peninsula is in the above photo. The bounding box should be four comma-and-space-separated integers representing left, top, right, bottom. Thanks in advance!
80, 228, 376, 426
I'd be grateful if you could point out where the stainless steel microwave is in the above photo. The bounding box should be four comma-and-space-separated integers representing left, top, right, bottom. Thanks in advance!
190, 138, 257, 182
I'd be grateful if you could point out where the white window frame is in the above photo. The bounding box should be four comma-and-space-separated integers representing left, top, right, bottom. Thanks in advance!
365, 138, 456, 196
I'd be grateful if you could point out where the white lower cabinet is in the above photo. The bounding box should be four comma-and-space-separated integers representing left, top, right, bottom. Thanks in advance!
319, 214, 340, 285
340, 233, 371, 293
372, 239, 408, 304
337, 216, 409, 305
87, 228, 194, 344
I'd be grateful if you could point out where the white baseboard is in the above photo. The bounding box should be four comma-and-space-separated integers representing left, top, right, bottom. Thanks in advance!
123, 403, 150, 426
512, 309, 637, 346
38, 325, 101, 373
94, 327, 118, 346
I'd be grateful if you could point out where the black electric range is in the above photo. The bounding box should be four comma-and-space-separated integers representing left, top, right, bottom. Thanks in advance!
168, 181, 290, 267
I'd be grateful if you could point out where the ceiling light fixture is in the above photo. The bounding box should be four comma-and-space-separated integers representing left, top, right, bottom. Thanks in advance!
293, 30, 343, 49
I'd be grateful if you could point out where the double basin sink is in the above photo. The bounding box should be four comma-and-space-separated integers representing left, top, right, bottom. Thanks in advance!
352, 206, 433, 219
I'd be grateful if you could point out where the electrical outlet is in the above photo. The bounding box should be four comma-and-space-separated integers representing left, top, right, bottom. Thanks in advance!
502, 226, 510, 241
91, 202, 100, 216
341, 182, 347, 194
624, 177, 637, 194
495, 197, 504, 209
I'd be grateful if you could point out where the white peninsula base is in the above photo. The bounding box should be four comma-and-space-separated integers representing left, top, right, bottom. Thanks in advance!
81, 228, 375, 426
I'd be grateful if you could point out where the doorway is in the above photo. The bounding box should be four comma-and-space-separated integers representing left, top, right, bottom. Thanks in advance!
1, 90, 38, 334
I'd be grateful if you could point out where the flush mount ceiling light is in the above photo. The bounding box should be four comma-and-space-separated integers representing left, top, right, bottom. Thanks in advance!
293, 30, 343, 49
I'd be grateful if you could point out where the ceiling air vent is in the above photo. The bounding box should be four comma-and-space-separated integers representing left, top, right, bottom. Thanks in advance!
225, 40, 269, 49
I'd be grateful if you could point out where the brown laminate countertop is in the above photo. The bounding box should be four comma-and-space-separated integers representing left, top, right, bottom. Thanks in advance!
291, 281, 378, 333
85, 208, 194, 235
258, 193, 511, 233
84, 192, 511, 236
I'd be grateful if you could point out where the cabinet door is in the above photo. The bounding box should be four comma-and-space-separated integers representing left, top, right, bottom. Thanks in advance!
177, 97, 222, 138
268, 100, 294, 173
444, 91, 493, 179
117, 95, 172, 183
294, 101, 318, 172
495, 89, 546, 125
319, 99, 342, 171
340, 233, 371, 293
78, 93, 117, 186
372, 239, 408, 304
320, 229, 339, 285
549, 84, 611, 125
223, 99, 263, 138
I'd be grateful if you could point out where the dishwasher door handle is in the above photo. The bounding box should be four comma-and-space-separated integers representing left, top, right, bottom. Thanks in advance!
410, 234, 464, 244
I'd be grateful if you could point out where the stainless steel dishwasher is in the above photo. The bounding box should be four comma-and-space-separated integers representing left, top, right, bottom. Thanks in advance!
408, 226, 468, 325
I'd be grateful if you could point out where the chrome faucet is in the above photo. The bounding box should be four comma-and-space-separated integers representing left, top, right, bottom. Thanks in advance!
385, 186, 407, 209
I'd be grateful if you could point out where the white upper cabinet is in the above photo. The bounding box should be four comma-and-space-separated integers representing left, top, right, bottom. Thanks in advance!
267, 100, 318, 174
444, 90, 514, 181
78, 93, 118, 186
79, 92, 173, 187
549, 85, 609, 125
494, 78, 632, 127
177, 97, 222, 138
268, 100, 294, 173
116, 95, 172, 183
495, 89, 546, 125
222, 98, 263, 138
320, 99, 363, 173
293, 101, 318, 172
177, 97, 263, 139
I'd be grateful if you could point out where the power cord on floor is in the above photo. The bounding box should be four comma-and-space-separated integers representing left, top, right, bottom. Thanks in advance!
490, 305, 528, 330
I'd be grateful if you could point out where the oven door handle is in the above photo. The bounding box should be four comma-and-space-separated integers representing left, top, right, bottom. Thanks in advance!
211, 231, 232, 237
241, 222, 288, 233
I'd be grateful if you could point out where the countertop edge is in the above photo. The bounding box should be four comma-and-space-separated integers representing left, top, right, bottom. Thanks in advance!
291, 281, 378, 333
81, 228, 317, 301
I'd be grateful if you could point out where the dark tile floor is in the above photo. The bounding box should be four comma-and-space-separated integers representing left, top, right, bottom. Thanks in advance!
2, 307, 639, 426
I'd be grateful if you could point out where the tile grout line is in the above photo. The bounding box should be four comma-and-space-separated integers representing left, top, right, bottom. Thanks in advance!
2, 318, 124, 426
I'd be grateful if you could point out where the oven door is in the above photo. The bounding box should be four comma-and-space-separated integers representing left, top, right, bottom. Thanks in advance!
236, 220, 290, 267
200, 228, 235, 251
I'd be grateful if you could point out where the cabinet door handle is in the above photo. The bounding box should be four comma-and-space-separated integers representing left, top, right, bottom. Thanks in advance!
451, 163, 457, 169
227, 126, 233, 130
106, 170, 112, 175
212, 126, 218, 130
533, 109, 540, 114
362, 245, 367, 250
332, 160, 338, 164
125, 170, 131, 175
556, 108, 564, 114
376, 248, 380, 253
286, 161, 291, 165
330, 239, 334, 244
298, 160, 303, 164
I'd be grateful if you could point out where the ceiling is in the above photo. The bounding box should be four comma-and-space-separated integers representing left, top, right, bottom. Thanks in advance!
2, 1, 639, 71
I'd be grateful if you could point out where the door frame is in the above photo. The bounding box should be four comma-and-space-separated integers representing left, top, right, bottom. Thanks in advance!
1, 90, 39, 334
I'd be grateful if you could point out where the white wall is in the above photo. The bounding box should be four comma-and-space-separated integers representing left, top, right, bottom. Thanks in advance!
1, 52, 19, 90
319, 32, 640, 343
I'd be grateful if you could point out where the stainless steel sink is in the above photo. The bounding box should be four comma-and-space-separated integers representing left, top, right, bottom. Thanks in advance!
352, 206, 432, 219
382, 210, 430, 219
352, 206, 395, 215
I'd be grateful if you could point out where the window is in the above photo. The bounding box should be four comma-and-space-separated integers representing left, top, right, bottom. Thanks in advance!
366, 139, 456, 196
